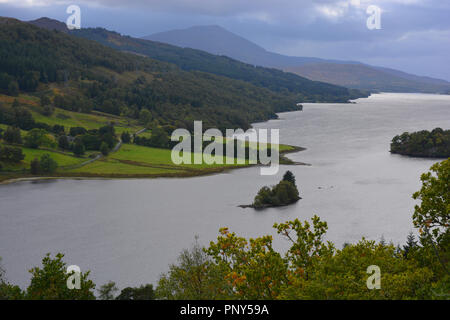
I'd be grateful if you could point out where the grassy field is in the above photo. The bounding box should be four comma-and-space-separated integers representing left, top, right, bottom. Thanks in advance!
68, 143, 249, 177
0, 123, 28, 136
30, 108, 141, 134
1, 140, 300, 180
68, 158, 182, 175
66, 141, 301, 178
0, 92, 303, 181
1, 144, 86, 172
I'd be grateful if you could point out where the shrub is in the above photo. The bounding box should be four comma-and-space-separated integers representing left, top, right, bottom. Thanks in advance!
58, 135, 70, 150
73, 140, 85, 156
100, 142, 109, 156
0, 145, 25, 163
121, 131, 131, 143
3, 126, 22, 144
30, 158, 40, 174
39, 154, 58, 173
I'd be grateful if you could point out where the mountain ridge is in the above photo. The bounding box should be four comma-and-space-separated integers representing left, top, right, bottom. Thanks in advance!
26, 17, 366, 104
145, 25, 361, 68
0, 17, 299, 130
144, 25, 450, 94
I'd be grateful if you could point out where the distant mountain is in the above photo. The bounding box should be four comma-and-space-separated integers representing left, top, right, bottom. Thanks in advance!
144, 25, 358, 68
24, 18, 367, 104
70, 27, 366, 103
144, 25, 450, 94
0, 17, 302, 130
1, 17, 369, 132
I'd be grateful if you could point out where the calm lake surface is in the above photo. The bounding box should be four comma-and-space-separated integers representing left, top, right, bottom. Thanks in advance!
1, 93, 449, 289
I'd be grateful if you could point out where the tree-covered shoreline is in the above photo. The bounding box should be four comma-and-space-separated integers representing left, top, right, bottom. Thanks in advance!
390, 128, 450, 158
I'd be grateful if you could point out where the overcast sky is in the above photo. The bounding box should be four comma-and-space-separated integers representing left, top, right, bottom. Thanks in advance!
1, 0, 449, 80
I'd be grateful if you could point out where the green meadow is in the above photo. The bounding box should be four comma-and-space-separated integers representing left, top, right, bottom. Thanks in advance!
29, 108, 141, 134
68, 143, 250, 177
1, 93, 302, 182
1, 144, 86, 172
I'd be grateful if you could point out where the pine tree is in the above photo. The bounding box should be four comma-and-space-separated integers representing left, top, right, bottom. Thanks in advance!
282, 170, 297, 188
403, 232, 418, 258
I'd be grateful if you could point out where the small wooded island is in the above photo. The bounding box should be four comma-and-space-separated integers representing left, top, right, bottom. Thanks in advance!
390, 128, 450, 158
240, 171, 301, 209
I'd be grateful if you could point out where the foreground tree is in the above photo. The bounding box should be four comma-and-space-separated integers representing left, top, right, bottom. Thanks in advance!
97, 281, 118, 300
0, 257, 23, 300
413, 159, 449, 244
156, 238, 225, 300
26, 253, 95, 300
116, 284, 155, 300
411, 159, 449, 284
157, 214, 440, 300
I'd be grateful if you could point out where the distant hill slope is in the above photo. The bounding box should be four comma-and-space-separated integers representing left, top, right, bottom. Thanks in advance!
0, 17, 311, 130
70, 28, 365, 103
27, 18, 366, 103
28, 17, 69, 33
144, 25, 450, 94
285, 63, 450, 93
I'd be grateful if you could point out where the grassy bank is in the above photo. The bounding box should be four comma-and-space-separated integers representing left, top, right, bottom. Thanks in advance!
0, 142, 304, 184
0, 93, 305, 184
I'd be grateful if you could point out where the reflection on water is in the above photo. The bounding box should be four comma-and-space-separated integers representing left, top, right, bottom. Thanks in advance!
0, 93, 449, 289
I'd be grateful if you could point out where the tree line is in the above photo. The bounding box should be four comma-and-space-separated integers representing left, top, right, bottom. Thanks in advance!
0, 18, 304, 131
72, 27, 368, 104
391, 128, 450, 158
